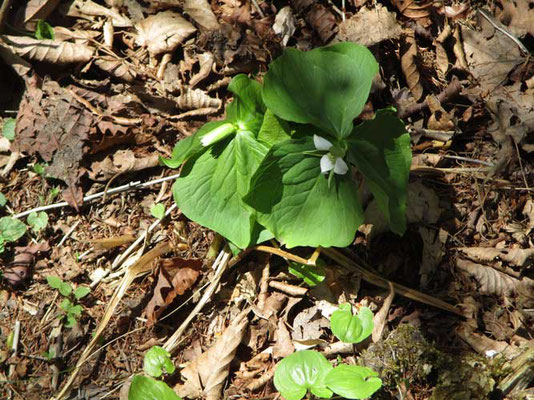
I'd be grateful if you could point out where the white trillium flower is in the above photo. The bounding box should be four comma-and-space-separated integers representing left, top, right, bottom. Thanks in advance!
313, 135, 349, 175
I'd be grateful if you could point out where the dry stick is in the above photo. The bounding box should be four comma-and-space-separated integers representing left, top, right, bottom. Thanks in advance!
12, 173, 181, 219
322, 247, 463, 316
53, 242, 171, 400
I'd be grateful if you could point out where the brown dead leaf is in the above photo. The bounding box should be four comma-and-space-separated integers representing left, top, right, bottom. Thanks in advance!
273, 6, 296, 47
372, 283, 395, 343
292, 305, 329, 341
0, 35, 94, 64
53, 27, 99, 44
457, 323, 521, 359
494, 0, 534, 38
426, 95, 455, 131
64, 0, 132, 27
176, 88, 222, 110
305, 4, 336, 43
88, 149, 160, 181
418, 227, 447, 288
22, 0, 62, 24
189, 52, 215, 88
0, 45, 32, 77
456, 258, 534, 297
184, 0, 220, 31
145, 257, 202, 325
334, 4, 402, 47
136, 11, 197, 56
176, 309, 250, 400
273, 319, 294, 358
392, 0, 432, 20
457, 247, 534, 268
400, 30, 424, 101
86, 234, 135, 249
94, 57, 137, 82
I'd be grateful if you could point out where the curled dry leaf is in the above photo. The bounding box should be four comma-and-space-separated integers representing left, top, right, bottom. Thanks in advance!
426, 95, 455, 131
189, 52, 215, 88
136, 11, 197, 56
0, 46, 32, 77
184, 0, 221, 31
88, 149, 160, 180
273, 6, 297, 47
305, 4, 337, 43
64, 0, 132, 27
22, 0, 62, 24
177, 309, 250, 400
94, 57, 137, 81
434, 22, 452, 77
392, 0, 432, 20
176, 88, 222, 110
53, 27, 99, 44
457, 247, 534, 268
457, 323, 521, 359
400, 30, 424, 101
0, 35, 94, 64
334, 4, 402, 47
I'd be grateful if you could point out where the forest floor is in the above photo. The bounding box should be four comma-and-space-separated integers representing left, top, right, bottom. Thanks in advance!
0, 0, 533, 399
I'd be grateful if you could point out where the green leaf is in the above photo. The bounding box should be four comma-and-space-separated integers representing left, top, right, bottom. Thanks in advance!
244, 137, 363, 248
226, 74, 265, 133
33, 163, 46, 175
27, 211, 48, 232
74, 286, 91, 300
60, 298, 73, 312
274, 350, 333, 400
325, 364, 382, 399
65, 315, 77, 328
262, 42, 378, 139
57, 281, 72, 297
348, 109, 411, 235
46, 276, 63, 290
173, 130, 268, 249
69, 305, 83, 316
0, 193, 7, 207
35, 20, 55, 40
144, 346, 176, 378
257, 109, 291, 147
2, 118, 16, 141
0, 239, 5, 254
330, 304, 373, 344
0, 217, 26, 242
150, 203, 166, 220
128, 376, 182, 400
160, 121, 228, 168
288, 261, 325, 286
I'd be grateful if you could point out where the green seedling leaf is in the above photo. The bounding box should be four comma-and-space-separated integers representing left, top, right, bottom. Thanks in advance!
257, 109, 292, 147
288, 261, 325, 286
2, 118, 16, 141
128, 375, 182, 400
35, 20, 55, 40
274, 350, 333, 400
330, 304, 373, 344
46, 276, 63, 289
43, 349, 56, 360
0, 239, 4, 253
33, 163, 46, 175
69, 305, 83, 316
60, 298, 73, 312
244, 137, 363, 248
173, 130, 268, 249
144, 346, 176, 378
51, 279, 72, 297
262, 42, 378, 139
6, 331, 14, 349
65, 315, 77, 328
0, 217, 26, 242
74, 286, 90, 300
348, 109, 411, 235
325, 364, 382, 399
0, 193, 7, 207
27, 211, 48, 233
150, 203, 166, 220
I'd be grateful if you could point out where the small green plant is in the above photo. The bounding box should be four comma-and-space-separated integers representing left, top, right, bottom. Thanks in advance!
2, 118, 16, 141
164, 42, 411, 249
150, 203, 166, 220
288, 259, 326, 287
0, 217, 27, 254
128, 346, 181, 400
27, 211, 48, 233
46, 276, 90, 328
0, 193, 7, 207
274, 304, 381, 400
35, 20, 55, 40
33, 163, 47, 176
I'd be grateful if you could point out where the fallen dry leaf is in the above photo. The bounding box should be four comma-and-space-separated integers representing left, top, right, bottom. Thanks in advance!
334, 4, 402, 47
184, 0, 221, 31
457, 323, 521, 359
145, 257, 202, 325
494, 0, 534, 38
458, 247, 534, 268
292, 305, 329, 342
273, 319, 294, 358
64, 0, 132, 27
177, 309, 250, 400
426, 95, 455, 131
88, 149, 160, 181
400, 30, 424, 101
0, 35, 94, 64
418, 227, 447, 288
136, 11, 197, 56
176, 88, 222, 110
305, 4, 336, 43
189, 52, 215, 88
22, 0, 62, 25
392, 0, 432, 20
94, 57, 137, 82
273, 6, 296, 47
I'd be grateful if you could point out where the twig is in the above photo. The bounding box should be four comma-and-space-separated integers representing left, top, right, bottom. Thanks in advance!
7, 320, 20, 383
269, 280, 308, 296
57, 220, 81, 247
254, 245, 314, 265
443, 154, 495, 167
12, 173, 180, 219
409, 127, 455, 142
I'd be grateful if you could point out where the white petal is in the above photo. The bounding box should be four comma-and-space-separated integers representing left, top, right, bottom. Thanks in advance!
333, 157, 349, 175
320, 154, 334, 174
314, 135, 333, 151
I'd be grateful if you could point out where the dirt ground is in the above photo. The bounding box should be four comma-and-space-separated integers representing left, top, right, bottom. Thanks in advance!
0, 0, 533, 399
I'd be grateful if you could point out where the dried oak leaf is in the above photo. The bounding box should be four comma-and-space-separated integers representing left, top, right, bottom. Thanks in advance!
184, 0, 220, 31
136, 11, 197, 56
494, 0, 534, 38
145, 257, 202, 325
305, 4, 337, 43
457, 247, 534, 268
0, 35, 94, 64
88, 149, 160, 181
22, 0, 62, 24
334, 4, 402, 47
400, 30, 424, 101
176, 309, 250, 400
94, 57, 137, 82
63, 0, 132, 27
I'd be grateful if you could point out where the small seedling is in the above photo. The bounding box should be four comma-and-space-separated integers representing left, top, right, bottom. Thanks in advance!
128, 346, 181, 400
46, 276, 90, 328
2, 118, 16, 141
33, 163, 46, 176
288, 259, 326, 287
0, 216, 27, 254
150, 203, 166, 220
35, 20, 55, 40
330, 303, 374, 344
0, 193, 7, 207
27, 211, 48, 233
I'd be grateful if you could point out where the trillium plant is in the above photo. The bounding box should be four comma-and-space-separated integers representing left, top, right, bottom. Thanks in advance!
163, 42, 412, 249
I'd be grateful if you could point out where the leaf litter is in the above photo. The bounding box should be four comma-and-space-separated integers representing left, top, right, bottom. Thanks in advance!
0, 1, 533, 400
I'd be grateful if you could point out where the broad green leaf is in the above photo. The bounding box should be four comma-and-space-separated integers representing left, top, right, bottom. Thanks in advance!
325, 365, 382, 399
0, 193, 7, 207
46, 276, 63, 290
262, 42, 378, 139
274, 350, 333, 400
348, 109, 411, 235
34, 163, 46, 175
257, 109, 291, 147
60, 298, 73, 312
0, 217, 26, 242
244, 137, 363, 248
173, 131, 268, 248
35, 20, 55, 40
2, 118, 15, 141
330, 304, 373, 344
58, 281, 72, 297
150, 203, 166, 220
128, 376, 182, 400
74, 286, 91, 300
69, 304, 83, 316
288, 261, 325, 286
65, 315, 77, 328
27, 211, 48, 232
226, 74, 265, 133
144, 346, 176, 378
161, 121, 228, 168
